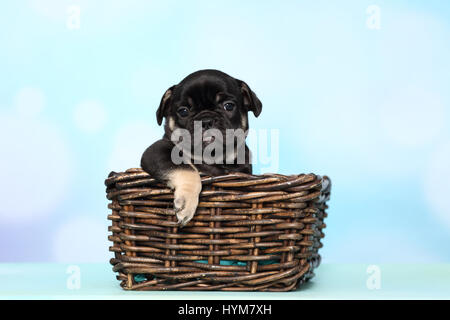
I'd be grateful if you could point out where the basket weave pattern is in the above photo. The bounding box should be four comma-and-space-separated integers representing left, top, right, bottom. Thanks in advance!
106, 168, 331, 291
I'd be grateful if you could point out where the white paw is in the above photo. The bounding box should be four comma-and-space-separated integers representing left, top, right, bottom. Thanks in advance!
167, 169, 202, 227
174, 188, 199, 226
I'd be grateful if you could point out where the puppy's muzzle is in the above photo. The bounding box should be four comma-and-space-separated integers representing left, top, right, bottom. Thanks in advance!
200, 117, 215, 130
194, 111, 225, 130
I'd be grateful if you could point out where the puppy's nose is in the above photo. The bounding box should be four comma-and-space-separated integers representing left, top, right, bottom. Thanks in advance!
201, 118, 215, 130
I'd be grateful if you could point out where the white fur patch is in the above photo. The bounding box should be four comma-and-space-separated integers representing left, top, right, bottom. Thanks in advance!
241, 114, 248, 130
168, 116, 176, 131
167, 168, 202, 226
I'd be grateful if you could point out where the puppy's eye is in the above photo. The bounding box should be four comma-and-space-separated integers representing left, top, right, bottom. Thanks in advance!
177, 107, 190, 117
223, 102, 235, 112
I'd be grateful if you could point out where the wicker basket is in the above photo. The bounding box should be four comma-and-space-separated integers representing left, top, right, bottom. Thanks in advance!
105, 168, 331, 291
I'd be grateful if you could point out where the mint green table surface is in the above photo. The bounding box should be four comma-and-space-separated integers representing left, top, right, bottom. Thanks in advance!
0, 263, 448, 299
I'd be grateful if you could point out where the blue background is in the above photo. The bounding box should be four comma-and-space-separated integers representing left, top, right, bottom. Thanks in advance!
0, 0, 449, 264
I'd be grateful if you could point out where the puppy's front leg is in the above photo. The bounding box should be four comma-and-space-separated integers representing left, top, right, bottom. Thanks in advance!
141, 139, 202, 226
167, 168, 201, 226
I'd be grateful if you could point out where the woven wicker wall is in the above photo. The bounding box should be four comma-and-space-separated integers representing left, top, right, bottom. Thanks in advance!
106, 169, 331, 291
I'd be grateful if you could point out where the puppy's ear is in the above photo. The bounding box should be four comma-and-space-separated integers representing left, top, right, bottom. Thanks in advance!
237, 80, 262, 117
156, 85, 176, 126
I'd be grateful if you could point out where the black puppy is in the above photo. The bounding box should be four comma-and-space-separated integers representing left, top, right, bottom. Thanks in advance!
141, 69, 262, 225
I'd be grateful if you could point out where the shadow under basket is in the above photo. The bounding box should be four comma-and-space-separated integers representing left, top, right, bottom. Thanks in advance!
105, 169, 331, 291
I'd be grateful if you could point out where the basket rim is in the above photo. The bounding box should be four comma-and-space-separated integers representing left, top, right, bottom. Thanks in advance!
105, 168, 330, 188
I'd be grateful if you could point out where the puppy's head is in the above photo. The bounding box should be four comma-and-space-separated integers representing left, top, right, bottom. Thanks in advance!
156, 70, 262, 147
